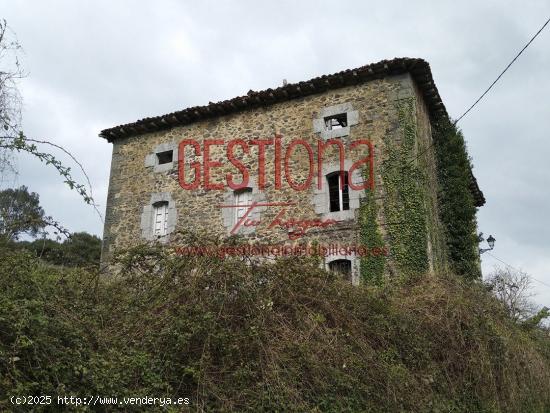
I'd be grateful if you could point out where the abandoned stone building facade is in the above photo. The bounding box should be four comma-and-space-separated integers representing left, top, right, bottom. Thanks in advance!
99, 58, 484, 282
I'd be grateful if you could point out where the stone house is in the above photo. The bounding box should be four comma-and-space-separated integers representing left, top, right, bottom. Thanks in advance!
99, 57, 484, 282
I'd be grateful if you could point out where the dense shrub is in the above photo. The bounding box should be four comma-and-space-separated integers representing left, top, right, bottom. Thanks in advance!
433, 120, 481, 279
1, 244, 549, 412
10, 231, 101, 268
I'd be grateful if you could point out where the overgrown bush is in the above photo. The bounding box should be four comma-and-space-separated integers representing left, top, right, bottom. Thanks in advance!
433, 120, 481, 279
8, 231, 101, 268
1, 243, 549, 412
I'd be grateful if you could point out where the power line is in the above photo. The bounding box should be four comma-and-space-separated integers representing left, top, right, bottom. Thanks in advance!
401, 15, 550, 170
346, 20, 550, 288
353, 13, 550, 229
486, 251, 550, 289
455, 15, 550, 124
404, 19, 550, 284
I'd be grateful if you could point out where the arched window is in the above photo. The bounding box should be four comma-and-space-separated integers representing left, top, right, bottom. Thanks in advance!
329, 259, 352, 282
234, 188, 252, 224
327, 171, 350, 212
152, 201, 169, 237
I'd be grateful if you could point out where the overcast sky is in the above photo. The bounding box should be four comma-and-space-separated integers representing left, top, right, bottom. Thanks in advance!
2, 0, 549, 308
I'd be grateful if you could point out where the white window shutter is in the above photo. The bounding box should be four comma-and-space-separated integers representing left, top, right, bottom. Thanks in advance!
153, 202, 168, 236
234, 189, 251, 224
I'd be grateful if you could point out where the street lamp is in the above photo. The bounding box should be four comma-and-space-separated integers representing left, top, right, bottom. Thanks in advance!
479, 234, 496, 254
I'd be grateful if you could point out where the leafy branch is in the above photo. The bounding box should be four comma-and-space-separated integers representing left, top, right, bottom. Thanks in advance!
1, 19, 103, 223
0, 132, 103, 222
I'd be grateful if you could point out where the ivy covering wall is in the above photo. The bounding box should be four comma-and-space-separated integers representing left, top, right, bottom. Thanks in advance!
382, 98, 429, 277
359, 97, 480, 283
359, 188, 385, 284
360, 97, 429, 283
432, 120, 481, 279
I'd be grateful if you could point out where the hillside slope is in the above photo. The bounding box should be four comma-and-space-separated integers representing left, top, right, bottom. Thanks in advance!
1, 246, 549, 412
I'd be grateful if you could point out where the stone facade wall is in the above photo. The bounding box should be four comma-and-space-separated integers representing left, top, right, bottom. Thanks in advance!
101, 74, 448, 280
411, 78, 449, 275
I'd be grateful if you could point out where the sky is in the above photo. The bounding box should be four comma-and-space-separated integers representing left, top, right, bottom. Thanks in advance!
2, 0, 549, 308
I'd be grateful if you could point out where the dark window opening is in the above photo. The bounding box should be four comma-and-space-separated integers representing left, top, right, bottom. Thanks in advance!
324, 113, 348, 130
157, 150, 173, 165
329, 259, 352, 282
327, 171, 350, 212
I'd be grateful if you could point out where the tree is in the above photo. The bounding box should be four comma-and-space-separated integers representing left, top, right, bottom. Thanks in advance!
485, 266, 537, 322
0, 185, 69, 245
17, 231, 101, 267
0, 186, 45, 242
61, 232, 101, 267
18, 237, 65, 264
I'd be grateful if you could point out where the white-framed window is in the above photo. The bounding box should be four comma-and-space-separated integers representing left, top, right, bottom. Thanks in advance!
152, 201, 169, 237
327, 171, 350, 212
234, 188, 252, 224
329, 259, 352, 282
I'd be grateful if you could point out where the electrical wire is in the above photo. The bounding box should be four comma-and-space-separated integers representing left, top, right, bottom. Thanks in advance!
455, 16, 550, 124
486, 251, 550, 289
402, 15, 550, 170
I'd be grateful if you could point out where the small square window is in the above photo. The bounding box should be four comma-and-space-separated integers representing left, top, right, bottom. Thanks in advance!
329, 259, 352, 282
324, 113, 348, 131
157, 150, 173, 165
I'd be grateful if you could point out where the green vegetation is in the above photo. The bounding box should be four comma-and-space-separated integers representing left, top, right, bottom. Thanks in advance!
433, 120, 481, 279
380, 97, 429, 276
0, 186, 101, 268
1, 243, 549, 412
0, 186, 46, 242
13, 231, 102, 268
359, 98, 482, 281
359, 189, 385, 284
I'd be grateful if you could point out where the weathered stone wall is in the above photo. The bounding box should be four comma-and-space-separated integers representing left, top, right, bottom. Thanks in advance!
411, 78, 450, 275
100, 74, 449, 280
